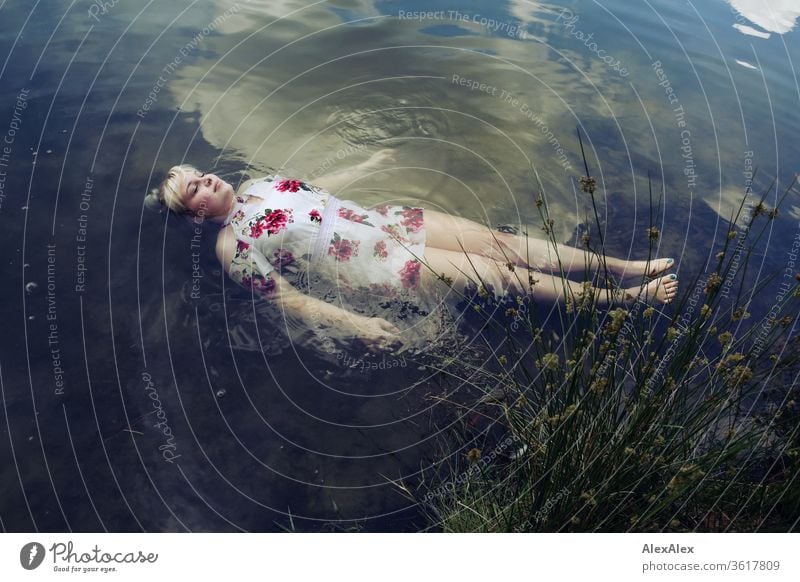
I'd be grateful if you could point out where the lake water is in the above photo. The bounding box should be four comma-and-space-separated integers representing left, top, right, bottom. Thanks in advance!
1, 0, 799, 532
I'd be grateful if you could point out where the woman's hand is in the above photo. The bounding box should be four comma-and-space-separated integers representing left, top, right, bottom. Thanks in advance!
314, 305, 404, 355
351, 315, 404, 355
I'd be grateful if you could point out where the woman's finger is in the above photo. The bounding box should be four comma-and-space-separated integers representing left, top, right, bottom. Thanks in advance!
378, 319, 401, 334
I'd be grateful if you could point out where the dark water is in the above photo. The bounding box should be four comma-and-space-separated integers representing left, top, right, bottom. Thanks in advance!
1, 0, 799, 531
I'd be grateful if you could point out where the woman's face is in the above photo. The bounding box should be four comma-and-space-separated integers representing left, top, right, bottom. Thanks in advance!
179, 168, 235, 220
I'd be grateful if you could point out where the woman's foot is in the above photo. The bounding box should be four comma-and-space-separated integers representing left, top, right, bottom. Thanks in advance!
619, 274, 679, 305
610, 257, 674, 278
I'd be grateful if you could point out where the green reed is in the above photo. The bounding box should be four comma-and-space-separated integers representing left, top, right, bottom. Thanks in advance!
406, 131, 800, 532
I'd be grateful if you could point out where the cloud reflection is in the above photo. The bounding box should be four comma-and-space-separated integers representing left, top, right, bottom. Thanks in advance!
728, 0, 799, 35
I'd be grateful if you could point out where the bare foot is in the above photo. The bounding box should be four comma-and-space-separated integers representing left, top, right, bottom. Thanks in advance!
611, 257, 674, 279
620, 274, 679, 305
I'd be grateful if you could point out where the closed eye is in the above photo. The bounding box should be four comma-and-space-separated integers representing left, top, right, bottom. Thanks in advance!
188, 171, 206, 196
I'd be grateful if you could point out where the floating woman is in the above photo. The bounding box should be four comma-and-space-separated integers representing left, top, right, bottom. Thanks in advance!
145, 149, 678, 354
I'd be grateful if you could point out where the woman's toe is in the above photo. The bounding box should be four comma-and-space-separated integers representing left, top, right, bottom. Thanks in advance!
648, 258, 675, 277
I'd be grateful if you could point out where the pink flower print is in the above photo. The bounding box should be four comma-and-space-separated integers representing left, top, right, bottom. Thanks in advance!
231, 209, 246, 224
381, 224, 410, 244
264, 209, 293, 234
309, 208, 322, 223
369, 282, 398, 299
373, 240, 388, 261
374, 204, 391, 216
399, 259, 421, 290
275, 179, 303, 192
237, 266, 276, 296
246, 273, 276, 296
337, 207, 374, 226
272, 248, 295, 268
398, 206, 424, 234
328, 232, 360, 262
249, 208, 293, 239
249, 218, 266, 239
236, 240, 250, 259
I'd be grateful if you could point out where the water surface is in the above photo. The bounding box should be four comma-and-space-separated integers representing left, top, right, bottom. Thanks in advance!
1, 0, 798, 531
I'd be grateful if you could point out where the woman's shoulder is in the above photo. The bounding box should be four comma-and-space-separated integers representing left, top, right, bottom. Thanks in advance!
239, 174, 330, 196
214, 224, 239, 269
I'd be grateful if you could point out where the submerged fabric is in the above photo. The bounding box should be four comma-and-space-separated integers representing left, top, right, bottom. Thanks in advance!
220, 175, 453, 357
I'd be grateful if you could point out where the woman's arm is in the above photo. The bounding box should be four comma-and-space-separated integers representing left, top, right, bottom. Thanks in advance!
215, 229, 402, 353
215, 226, 342, 318
308, 149, 396, 193
273, 274, 404, 354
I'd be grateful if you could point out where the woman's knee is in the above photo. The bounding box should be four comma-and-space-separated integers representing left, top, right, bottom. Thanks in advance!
459, 256, 520, 297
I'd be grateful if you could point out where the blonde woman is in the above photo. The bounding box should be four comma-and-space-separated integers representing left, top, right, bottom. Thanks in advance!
145, 151, 678, 354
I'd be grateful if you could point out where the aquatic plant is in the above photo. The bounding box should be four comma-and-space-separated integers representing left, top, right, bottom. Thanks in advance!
404, 130, 800, 532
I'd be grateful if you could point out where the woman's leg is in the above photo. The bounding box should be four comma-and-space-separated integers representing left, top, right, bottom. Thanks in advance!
422, 208, 674, 278
420, 247, 679, 306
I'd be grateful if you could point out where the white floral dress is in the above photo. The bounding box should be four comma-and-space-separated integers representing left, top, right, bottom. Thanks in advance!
223, 175, 427, 302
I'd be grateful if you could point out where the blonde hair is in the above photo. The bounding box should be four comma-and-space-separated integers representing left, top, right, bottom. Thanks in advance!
145, 163, 198, 215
